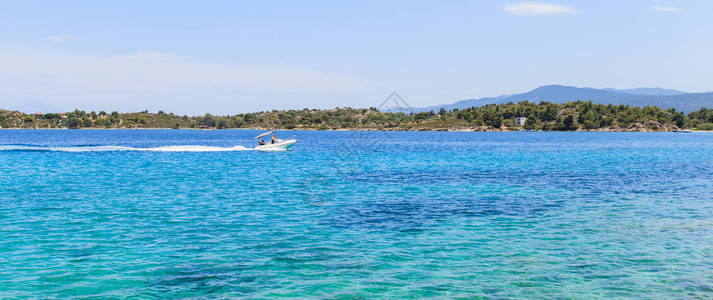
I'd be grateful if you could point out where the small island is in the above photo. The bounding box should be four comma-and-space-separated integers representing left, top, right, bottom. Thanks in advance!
2, 101, 713, 131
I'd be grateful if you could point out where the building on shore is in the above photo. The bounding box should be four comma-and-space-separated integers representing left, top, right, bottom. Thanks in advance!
516, 117, 527, 127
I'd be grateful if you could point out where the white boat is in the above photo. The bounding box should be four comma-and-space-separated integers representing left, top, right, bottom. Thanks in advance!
254, 131, 296, 151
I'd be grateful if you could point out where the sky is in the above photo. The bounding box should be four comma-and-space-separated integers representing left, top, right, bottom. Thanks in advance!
1, 0, 712, 114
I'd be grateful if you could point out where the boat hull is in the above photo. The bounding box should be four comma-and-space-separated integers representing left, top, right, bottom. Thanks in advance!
255, 139, 296, 151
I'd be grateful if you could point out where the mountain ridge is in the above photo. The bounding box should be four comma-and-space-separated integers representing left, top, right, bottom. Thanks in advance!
395, 85, 713, 113
602, 87, 687, 96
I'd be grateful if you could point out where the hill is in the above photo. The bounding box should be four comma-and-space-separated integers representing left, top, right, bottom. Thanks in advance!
3, 102, 713, 131
602, 87, 686, 96
398, 85, 713, 113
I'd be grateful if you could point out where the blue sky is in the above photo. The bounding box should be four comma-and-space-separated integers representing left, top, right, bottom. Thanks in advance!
1, 0, 712, 114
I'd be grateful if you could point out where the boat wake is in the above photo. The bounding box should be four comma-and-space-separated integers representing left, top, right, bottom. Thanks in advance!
0, 144, 276, 152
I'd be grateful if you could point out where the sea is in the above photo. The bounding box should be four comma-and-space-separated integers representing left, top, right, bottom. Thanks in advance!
1, 130, 712, 298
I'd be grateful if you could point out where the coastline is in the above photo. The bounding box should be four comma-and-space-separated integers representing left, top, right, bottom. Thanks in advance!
5, 101, 710, 132
1, 127, 711, 132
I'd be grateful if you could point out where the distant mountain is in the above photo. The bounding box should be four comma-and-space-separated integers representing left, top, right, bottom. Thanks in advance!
396, 85, 713, 113
602, 87, 687, 96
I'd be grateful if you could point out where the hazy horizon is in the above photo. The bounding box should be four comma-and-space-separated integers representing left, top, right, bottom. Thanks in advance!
3, 84, 709, 116
2, 1, 712, 114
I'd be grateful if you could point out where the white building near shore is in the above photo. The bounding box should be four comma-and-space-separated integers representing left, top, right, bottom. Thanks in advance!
516, 117, 527, 127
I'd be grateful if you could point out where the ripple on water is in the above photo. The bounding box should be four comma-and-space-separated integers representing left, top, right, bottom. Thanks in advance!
2, 131, 713, 298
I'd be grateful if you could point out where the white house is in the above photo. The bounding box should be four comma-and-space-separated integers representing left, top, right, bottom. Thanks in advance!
516, 117, 527, 127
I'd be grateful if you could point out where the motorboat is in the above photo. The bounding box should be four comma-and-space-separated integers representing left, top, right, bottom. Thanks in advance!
255, 139, 296, 151
254, 131, 296, 151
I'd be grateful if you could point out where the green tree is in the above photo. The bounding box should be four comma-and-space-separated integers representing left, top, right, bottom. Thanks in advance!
67, 117, 82, 129
524, 116, 538, 130
673, 113, 686, 128
558, 114, 577, 131
583, 120, 599, 130
484, 110, 502, 128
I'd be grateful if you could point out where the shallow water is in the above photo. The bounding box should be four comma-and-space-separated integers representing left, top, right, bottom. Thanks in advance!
1, 130, 713, 298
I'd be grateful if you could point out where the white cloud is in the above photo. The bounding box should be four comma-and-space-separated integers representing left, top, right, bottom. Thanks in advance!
650, 5, 682, 12
44, 35, 79, 43
504, 2, 576, 16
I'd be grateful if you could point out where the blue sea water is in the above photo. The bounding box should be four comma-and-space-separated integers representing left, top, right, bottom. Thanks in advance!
1, 130, 713, 298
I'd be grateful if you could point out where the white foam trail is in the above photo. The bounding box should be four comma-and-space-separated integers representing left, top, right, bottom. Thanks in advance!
140, 145, 252, 152
0, 145, 257, 152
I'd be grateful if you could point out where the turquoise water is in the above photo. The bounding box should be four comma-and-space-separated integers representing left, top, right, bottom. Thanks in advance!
1, 130, 713, 298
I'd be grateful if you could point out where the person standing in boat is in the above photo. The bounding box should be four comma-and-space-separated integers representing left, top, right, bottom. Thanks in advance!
271, 133, 277, 144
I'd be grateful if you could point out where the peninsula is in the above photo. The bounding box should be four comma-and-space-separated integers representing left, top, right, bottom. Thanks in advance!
2, 101, 713, 131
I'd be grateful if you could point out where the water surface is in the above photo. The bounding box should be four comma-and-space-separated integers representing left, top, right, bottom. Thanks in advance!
1, 130, 713, 298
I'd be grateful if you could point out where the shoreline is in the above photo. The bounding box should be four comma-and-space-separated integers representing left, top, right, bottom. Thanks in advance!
4, 102, 708, 133
1, 127, 712, 132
